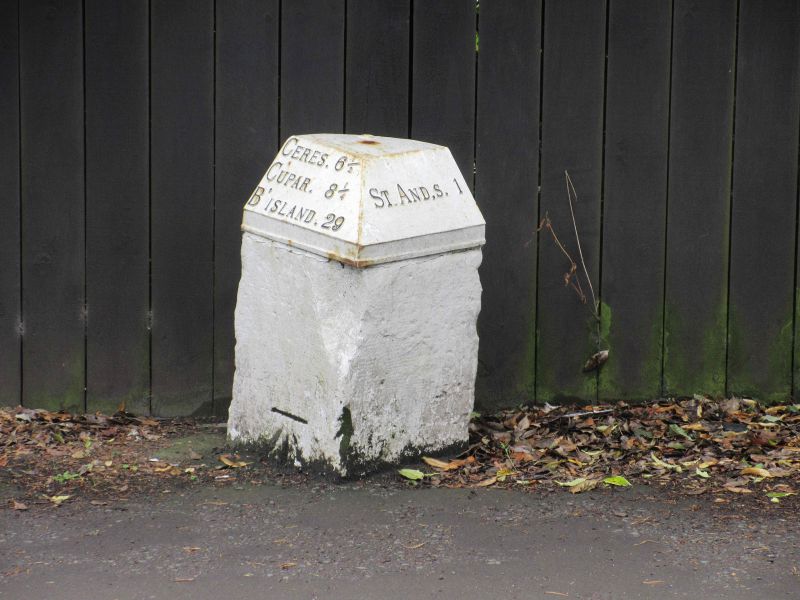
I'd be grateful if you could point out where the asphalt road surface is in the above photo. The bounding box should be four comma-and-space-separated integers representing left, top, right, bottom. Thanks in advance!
2, 478, 798, 599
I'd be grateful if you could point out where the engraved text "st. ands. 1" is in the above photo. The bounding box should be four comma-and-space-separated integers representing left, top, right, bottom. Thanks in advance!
370, 177, 465, 208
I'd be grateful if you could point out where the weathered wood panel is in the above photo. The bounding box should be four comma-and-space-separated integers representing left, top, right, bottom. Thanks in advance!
345, 0, 410, 137
474, 0, 541, 409
214, 0, 280, 415
0, 0, 20, 406
728, 0, 800, 402
85, 0, 150, 414
20, 0, 85, 412
663, 0, 736, 398
411, 0, 476, 185
536, 0, 606, 403
598, 0, 672, 401
6, 3, 800, 414
151, 0, 214, 416
280, 0, 344, 137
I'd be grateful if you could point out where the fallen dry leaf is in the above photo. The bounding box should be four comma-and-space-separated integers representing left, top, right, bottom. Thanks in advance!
403, 542, 426, 549
724, 485, 752, 494
420, 455, 474, 471
568, 478, 599, 494
219, 455, 249, 468
422, 456, 451, 470
582, 349, 609, 372
511, 450, 535, 462
741, 467, 772, 478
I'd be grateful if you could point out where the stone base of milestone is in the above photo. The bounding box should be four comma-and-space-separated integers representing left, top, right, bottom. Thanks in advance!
227, 233, 483, 477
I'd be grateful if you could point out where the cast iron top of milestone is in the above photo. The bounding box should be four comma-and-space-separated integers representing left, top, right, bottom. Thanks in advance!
241, 133, 485, 268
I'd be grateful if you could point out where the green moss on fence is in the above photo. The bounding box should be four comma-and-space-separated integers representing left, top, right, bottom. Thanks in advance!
514, 311, 537, 401
598, 301, 663, 402
727, 307, 793, 404
663, 300, 727, 398
28, 354, 84, 413
534, 310, 598, 403
88, 336, 150, 416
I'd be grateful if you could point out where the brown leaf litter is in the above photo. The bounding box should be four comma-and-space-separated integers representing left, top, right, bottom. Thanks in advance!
405, 396, 800, 503
3, 396, 799, 508
0, 406, 245, 506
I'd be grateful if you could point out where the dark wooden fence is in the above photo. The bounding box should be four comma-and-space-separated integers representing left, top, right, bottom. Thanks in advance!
1, 0, 799, 416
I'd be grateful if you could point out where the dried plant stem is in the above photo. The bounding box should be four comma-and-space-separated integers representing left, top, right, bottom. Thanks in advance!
537, 214, 587, 304
535, 171, 606, 356
565, 170, 598, 319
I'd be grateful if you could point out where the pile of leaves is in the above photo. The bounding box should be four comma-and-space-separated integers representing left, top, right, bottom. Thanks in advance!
4, 397, 800, 508
402, 396, 800, 502
0, 406, 245, 508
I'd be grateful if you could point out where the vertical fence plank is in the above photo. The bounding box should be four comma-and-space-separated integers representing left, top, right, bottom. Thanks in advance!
10, 1, 800, 413
729, 1, 800, 402
345, 0, 410, 137
85, 0, 149, 414
0, 0, 20, 406
151, 0, 214, 416
536, 0, 606, 403
20, 0, 85, 412
598, 0, 672, 402
410, 0, 475, 184
281, 0, 344, 137
215, 0, 280, 416
474, 0, 541, 409
663, 0, 736, 398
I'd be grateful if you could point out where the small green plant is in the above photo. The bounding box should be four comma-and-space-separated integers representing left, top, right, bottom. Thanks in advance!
53, 471, 80, 484
498, 441, 512, 460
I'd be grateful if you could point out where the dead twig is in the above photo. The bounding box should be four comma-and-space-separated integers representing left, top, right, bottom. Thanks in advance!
565, 171, 598, 317
542, 407, 614, 426
558, 408, 614, 420
537, 214, 587, 305
534, 171, 607, 362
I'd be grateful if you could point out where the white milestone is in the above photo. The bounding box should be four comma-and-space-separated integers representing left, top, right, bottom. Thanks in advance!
228, 133, 486, 476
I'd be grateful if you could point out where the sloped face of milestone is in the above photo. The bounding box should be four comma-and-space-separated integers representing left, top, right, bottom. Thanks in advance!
241, 133, 485, 267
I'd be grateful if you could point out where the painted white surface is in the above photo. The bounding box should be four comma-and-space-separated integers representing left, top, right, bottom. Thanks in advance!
229, 235, 483, 475
229, 134, 485, 475
241, 133, 485, 266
